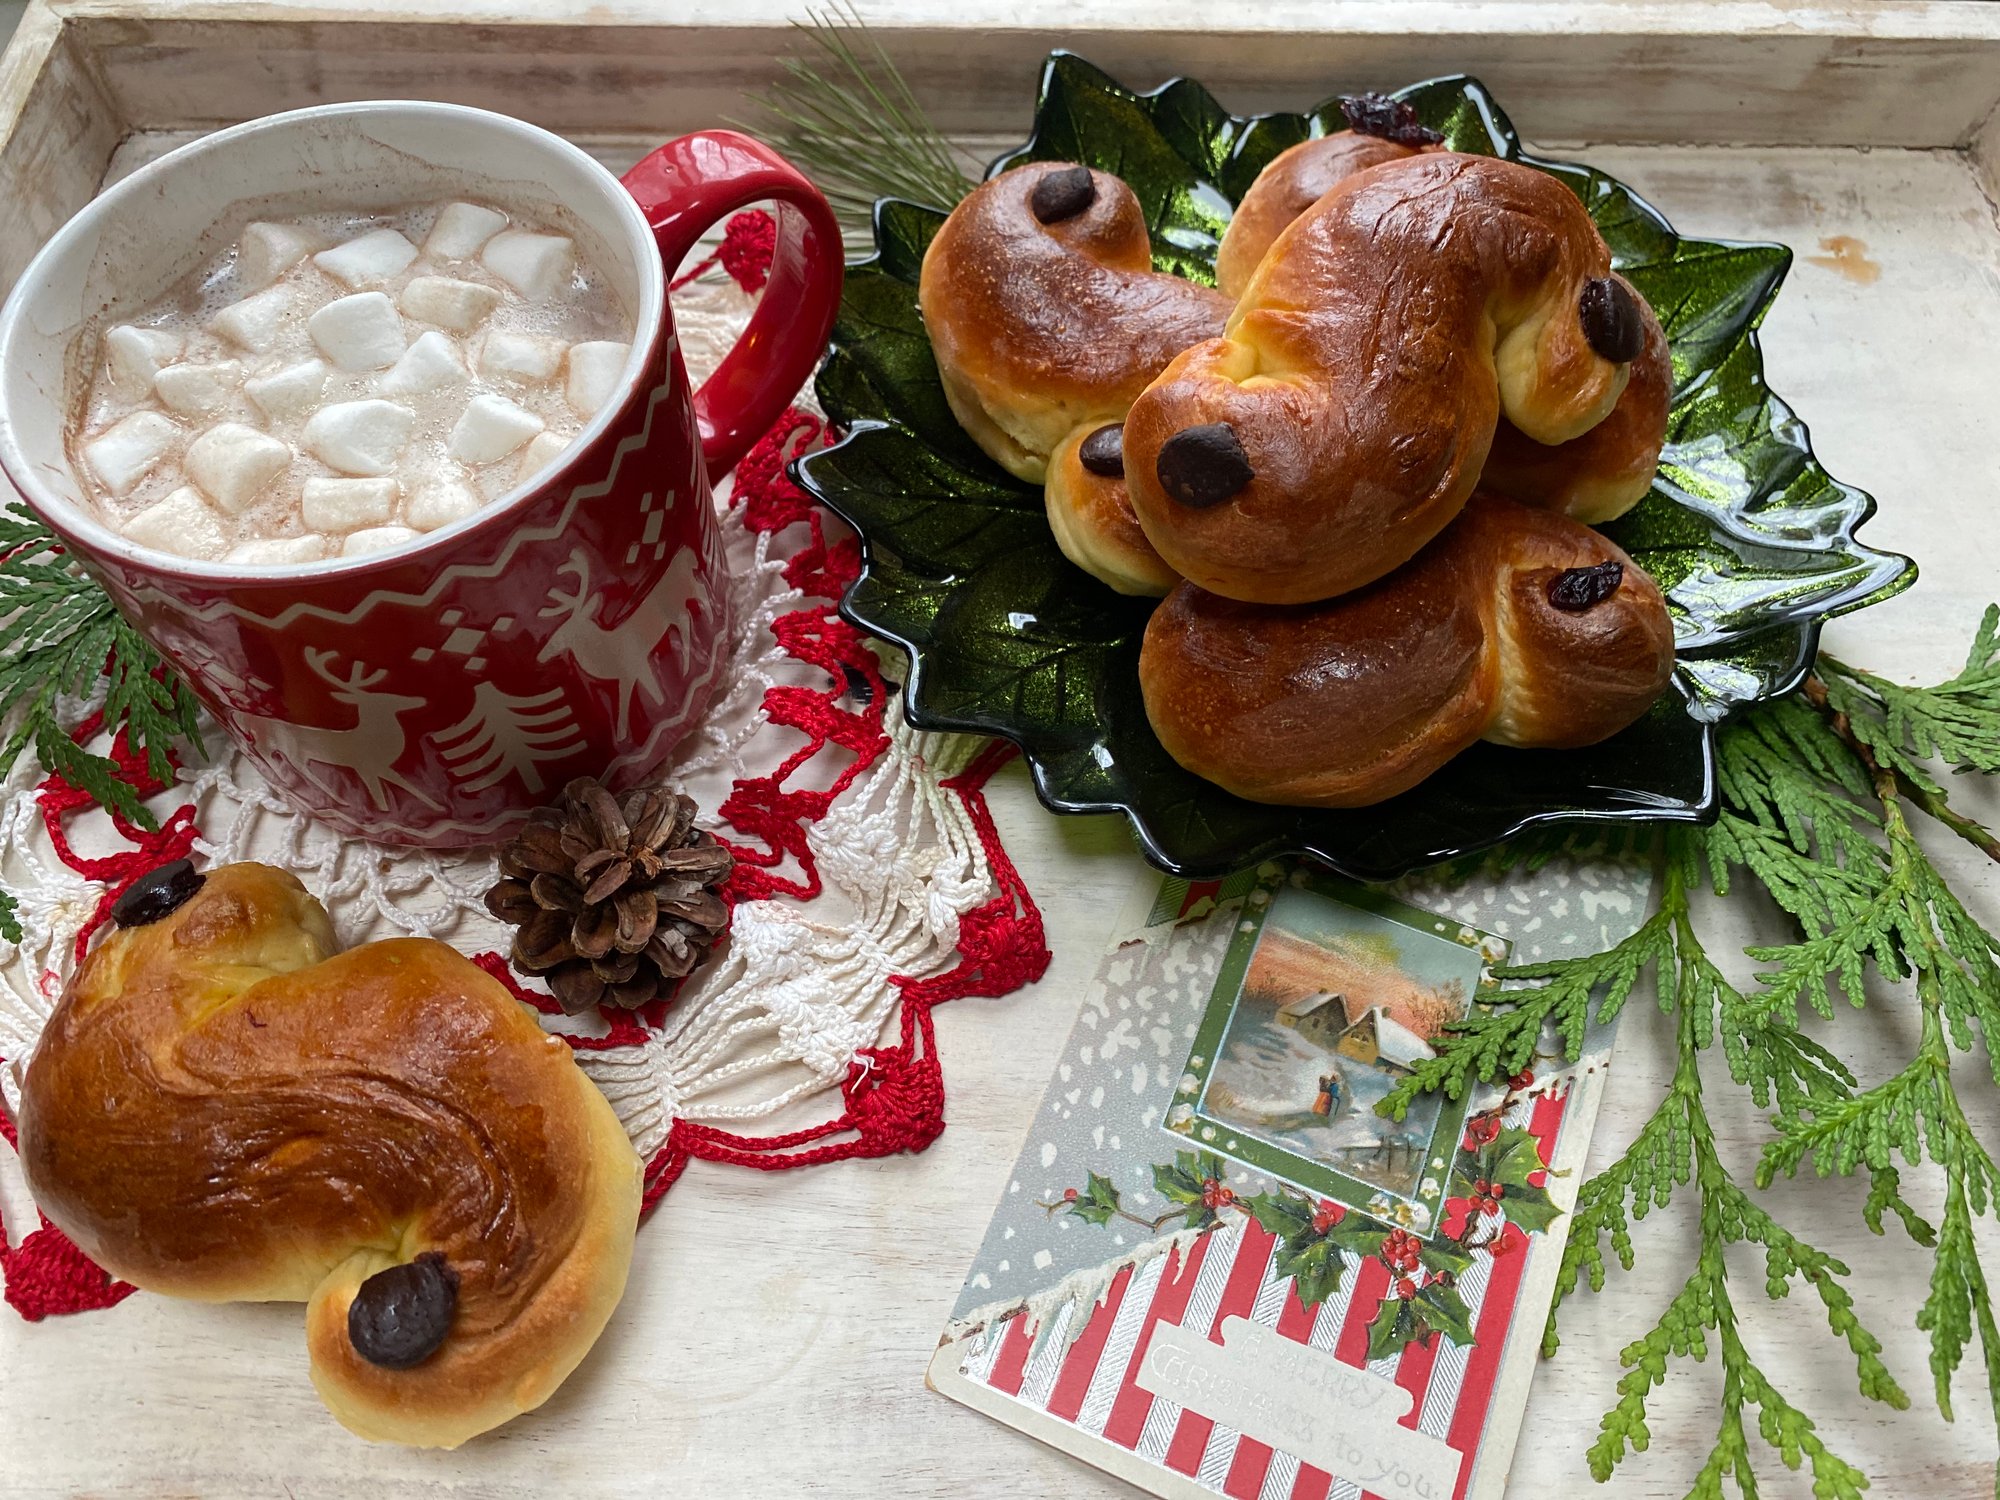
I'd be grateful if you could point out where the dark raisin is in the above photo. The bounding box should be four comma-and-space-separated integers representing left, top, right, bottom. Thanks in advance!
1029, 165, 1097, 225
1078, 423, 1125, 478
839, 661, 875, 706
110, 859, 204, 929
1548, 561, 1625, 611
348, 1251, 460, 1369
1339, 93, 1443, 148
1156, 423, 1254, 509
1579, 277, 1644, 363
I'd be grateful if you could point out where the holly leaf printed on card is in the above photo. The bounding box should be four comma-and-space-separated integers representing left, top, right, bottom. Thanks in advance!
1067, 1171, 1126, 1227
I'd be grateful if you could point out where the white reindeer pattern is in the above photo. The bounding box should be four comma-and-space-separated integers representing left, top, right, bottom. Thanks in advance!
538, 544, 704, 740
232, 649, 442, 813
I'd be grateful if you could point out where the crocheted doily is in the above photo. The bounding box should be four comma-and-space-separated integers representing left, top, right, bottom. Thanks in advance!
0, 223, 1051, 1320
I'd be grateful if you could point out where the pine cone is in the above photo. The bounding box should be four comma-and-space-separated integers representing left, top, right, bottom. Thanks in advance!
485, 778, 733, 1014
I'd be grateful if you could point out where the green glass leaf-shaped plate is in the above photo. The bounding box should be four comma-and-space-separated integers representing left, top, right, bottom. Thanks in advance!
793, 53, 1915, 880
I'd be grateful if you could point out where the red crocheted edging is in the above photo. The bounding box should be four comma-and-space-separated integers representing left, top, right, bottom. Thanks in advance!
0, 1085, 137, 1321
640, 738, 1048, 1208
481, 412, 1051, 1211
36, 708, 201, 965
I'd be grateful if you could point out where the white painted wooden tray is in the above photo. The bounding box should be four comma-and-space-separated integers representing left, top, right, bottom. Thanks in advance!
1, 3, 1997, 1496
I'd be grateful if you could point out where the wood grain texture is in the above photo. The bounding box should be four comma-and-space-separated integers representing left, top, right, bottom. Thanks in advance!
14, 0, 2000, 149
0, 2, 122, 292
0, 12, 1998, 1493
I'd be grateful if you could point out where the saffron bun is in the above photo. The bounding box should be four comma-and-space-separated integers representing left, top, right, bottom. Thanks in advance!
1218, 140, 1670, 528
918, 160, 1231, 484
1123, 152, 1656, 603
1213, 130, 1438, 297
16, 861, 641, 1449
1137, 492, 1676, 807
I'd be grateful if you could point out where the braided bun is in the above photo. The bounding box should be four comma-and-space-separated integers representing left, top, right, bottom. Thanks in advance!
919, 161, 1231, 483
1126, 153, 1648, 603
1478, 275, 1671, 523
1138, 492, 1674, 806
1218, 142, 1670, 529
1044, 421, 1178, 596
1214, 132, 1435, 297
17, 862, 640, 1448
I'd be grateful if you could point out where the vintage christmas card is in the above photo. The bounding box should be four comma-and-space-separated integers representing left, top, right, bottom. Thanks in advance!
929, 858, 1652, 1500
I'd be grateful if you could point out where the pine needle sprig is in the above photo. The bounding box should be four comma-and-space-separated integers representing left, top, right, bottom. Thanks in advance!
740, 2, 977, 232
1549, 621, 2000, 1497
1703, 698, 1887, 948
0, 503, 203, 829
1818, 606, 2000, 788
1379, 902, 1669, 1119
1755, 764, 2000, 1445
1545, 839, 1901, 1496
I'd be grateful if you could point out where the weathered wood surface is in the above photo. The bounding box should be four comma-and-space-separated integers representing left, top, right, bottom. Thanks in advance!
44, 0, 2000, 148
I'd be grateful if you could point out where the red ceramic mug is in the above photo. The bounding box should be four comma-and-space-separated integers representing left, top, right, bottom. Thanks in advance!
0, 102, 842, 846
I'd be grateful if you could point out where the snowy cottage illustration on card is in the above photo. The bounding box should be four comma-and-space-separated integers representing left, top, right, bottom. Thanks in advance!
1172, 879, 1506, 1233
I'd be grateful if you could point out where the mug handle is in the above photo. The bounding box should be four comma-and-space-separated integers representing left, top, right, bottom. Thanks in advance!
621, 131, 845, 479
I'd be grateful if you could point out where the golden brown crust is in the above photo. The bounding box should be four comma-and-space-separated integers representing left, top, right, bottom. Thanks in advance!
1218, 147, 1670, 526
919, 161, 1232, 482
1044, 425, 1180, 596
17, 863, 640, 1449
1481, 505, 1676, 748
1480, 277, 1671, 524
1138, 493, 1675, 806
1125, 153, 1638, 604
1214, 132, 1433, 298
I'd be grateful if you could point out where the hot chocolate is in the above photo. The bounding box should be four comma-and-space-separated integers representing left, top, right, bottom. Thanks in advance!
71, 199, 634, 566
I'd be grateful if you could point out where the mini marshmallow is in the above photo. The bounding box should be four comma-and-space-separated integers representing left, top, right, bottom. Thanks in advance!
304, 399, 416, 476
481, 229, 573, 298
185, 422, 292, 514
226, 534, 328, 567
302, 476, 398, 532
153, 359, 244, 418
407, 478, 483, 532
313, 228, 420, 289
238, 221, 325, 290
378, 331, 468, 396
308, 291, 407, 372
479, 332, 565, 385
245, 359, 328, 422
448, 393, 544, 464
104, 326, 182, 393
518, 428, 572, 477
342, 525, 421, 557
212, 286, 295, 353
84, 411, 180, 497
123, 487, 226, 560
565, 341, 629, 418
425, 202, 508, 262
400, 276, 502, 333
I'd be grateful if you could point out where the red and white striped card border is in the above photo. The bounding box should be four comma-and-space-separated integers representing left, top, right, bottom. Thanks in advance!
930, 1078, 1602, 1500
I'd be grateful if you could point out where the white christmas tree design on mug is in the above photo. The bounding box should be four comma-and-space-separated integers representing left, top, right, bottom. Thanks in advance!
432, 683, 587, 795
